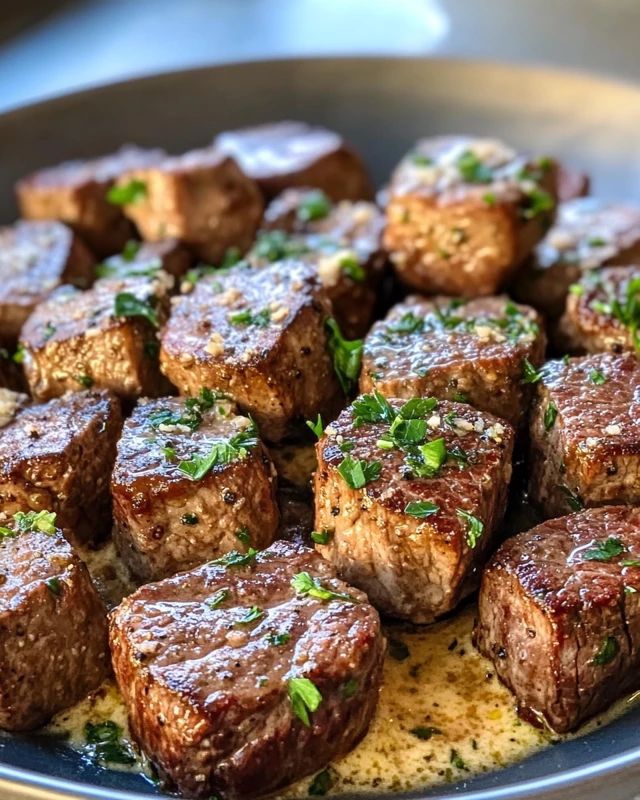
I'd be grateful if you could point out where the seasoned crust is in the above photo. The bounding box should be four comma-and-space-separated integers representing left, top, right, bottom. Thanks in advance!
20, 276, 172, 401
113, 146, 264, 264
109, 540, 384, 799
0, 522, 109, 730
215, 121, 373, 202
314, 396, 514, 622
160, 261, 344, 442
476, 505, 640, 733
529, 352, 640, 518
361, 295, 545, 428
112, 395, 279, 581
0, 221, 94, 345
384, 136, 558, 296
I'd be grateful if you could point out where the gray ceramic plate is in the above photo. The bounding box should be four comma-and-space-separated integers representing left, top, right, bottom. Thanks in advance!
1, 57, 640, 800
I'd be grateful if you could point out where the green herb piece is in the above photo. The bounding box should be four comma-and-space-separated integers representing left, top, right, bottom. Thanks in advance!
211, 548, 258, 568
450, 749, 467, 770
177, 422, 258, 480
160, 445, 176, 461
308, 769, 334, 796
410, 153, 433, 167
399, 397, 437, 419
12, 344, 24, 365
235, 525, 251, 546
483, 192, 496, 205
236, 605, 264, 625
107, 179, 147, 206
558, 484, 584, 512
457, 150, 494, 184
544, 401, 558, 431
591, 636, 619, 666
621, 560, 640, 568
227, 307, 271, 327
288, 677, 323, 726
298, 190, 332, 222
84, 720, 136, 766
311, 529, 332, 545
306, 414, 324, 438
388, 638, 410, 661
325, 317, 363, 394
252, 230, 311, 262
418, 438, 446, 473
149, 387, 228, 433
45, 577, 61, 596
338, 440, 355, 452
267, 632, 291, 647
181, 513, 198, 525
410, 726, 442, 740
387, 311, 424, 335
453, 392, 468, 403
522, 187, 554, 219
447, 446, 468, 465
582, 537, 624, 562
0, 525, 17, 542
121, 240, 141, 261
589, 369, 607, 385
521, 358, 542, 384
337, 455, 381, 490
457, 509, 483, 548
340, 254, 366, 282
562, 354, 570, 364
353, 391, 396, 426
74, 374, 93, 389
569, 283, 585, 296
207, 588, 229, 609
291, 571, 357, 604
43, 322, 56, 340
342, 679, 358, 699
114, 292, 158, 327
14, 510, 57, 535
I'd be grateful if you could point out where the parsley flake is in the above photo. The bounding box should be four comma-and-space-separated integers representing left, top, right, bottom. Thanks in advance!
288, 677, 322, 726
457, 509, 483, 548
325, 317, 363, 394
107, 179, 147, 206
337, 455, 381, 489
291, 572, 357, 604
114, 292, 159, 327
582, 537, 624, 562
404, 501, 440, 518
591, 636, 619, 666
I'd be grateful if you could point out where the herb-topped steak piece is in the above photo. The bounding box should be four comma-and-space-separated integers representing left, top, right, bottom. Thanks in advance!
360, 296, 545, 428
112, 146, 263, 264
513, 198, 640, 319
529, 352, 640, 518
253, 188, 386, 338
112, 391, 279, 581
160, 261, 347, 442
109, 540, 384, 799
0, 221, 94, 346
559, 266, 640, 355
96, 238, 192, 282
314, 394, 515, 622
0, 510, 109, 730
475, 505, 640, 733
0, 390, 122, 544
20, 275, 171, 401
215, 121, 373, 202
15, 145, 166, 257
384, 136, 557, 296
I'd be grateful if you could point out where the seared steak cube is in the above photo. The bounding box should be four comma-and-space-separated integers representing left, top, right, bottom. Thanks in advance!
215, 121, 373, 201
113, 146, 263, 264
513, 198, 640, 319
160, 261, 344, 442
476, 505, 640, 733
384, 136, 558, 296
0, 510, 109, 730
15, 145, 166, 257
96, 238, 191, 281
529, 352, 640, 518
0, 390, 122, 544
109, 540, 384, 799
360, 296, 545, 428
112, 392, 279, 581
20, 276, 171, 401
559, 266, 640, 355
314, 395, 515, 622
0, 221, 94, 345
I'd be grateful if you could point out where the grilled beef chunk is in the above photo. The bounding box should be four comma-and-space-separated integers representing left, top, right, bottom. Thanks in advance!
97, 238, 192, 281
215, 121, 373, 202
0, 221, 94, 346
15, 145, 166, 257
112, 146, 263, 264
112, 393, 279, 581
20, 275, 171, 402
476, 505, 640, 733
557, 165, 590, 203
160, 261, 344, 442
513, 198, 640, 319
314, 395, 514, 622
384, 136, 557, 296
360, 296, 545, 429
559, 266, 640, 355
529, 352, 640, 518
109, 540, 384, 799
0, 390, 122, 544
254, 188, 386, 337
0, 512, 109, 730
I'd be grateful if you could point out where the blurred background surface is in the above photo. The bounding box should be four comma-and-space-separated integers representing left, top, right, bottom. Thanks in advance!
0, 0, 638, 112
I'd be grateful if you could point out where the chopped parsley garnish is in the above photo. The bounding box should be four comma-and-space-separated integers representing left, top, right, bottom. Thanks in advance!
352, 392, 396, 426
399, 397, 438, 418
569, 283, 585, 296
544, 401, 558, 431
74, 374, 94, 389
252, 230, 310, 262
483, 192, 496, 206
45, 577, 62, 596
121, 240, 141, 261
417, 438, 446, 473
291, 571, 357, 604
410, 153, 433, 167
181, 513, 199, 525
521, 358, 542, 384
267, 632, 292, 646
84, 720, 136, 766
43, 322, 56, 340
288, 677, 323, 726
13, 510, 57, 536
306, 414, 324, 438
297, 190, 332, 223
114, 292, 159, 327
582, 537, 624, 562
447, 446, 468, 465
404, 501, 440, 518
228, 307, 271, 327
450, 749, 467, 770
160, 445, 176, 461
12, 344, 24, 364
206, 588, 229, 609
342, 679, 358, 699
456, 509, 483, 548
107, 179, 147, 206
621, 560, 640, 568
308, 769, 334, 796
177, 422, 258, 480
457, 150, 493, 184
589, 369, 607, 385
219, 247, 242, 269
453, 392, 468, 403
387, 638, 410, 661
410, 726, 442, 740
591, 636, 619, 666
558, 484, 584, 512
211, 548, 258, 568
235, 525, 251, 545
311, 529, 332, 545
149, 387, 227, 432
521, 187, 554, 219
340, 254, 366, 282
338, 440, 355, 452
337, 455, 381, 489
325, 317, 363, 393
236, 605, 264, 625
388, 311, 424, 335
597, 276, 640, 351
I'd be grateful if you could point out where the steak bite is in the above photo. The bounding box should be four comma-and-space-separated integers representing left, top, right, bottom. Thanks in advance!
475, 505, 640, 733
0, 509, 109, 730
96, 238, 191, 281
215, 121, 373, 202
112, 146, 263, 264
314, 394, 515, 622
360, 296, 545, 428
557, 164, 590, 203
15, 145, 166, 257
513, 198, 640, 319
0, 390, 122, 544
0, 221, 94, 346
112, 391, 279, 581
160, 261, 345, 442
20, 275, 171, 402
109, 540, 384, 799
384, 136, 558, 296
529, 352, 640, 518
559, 266, 640, 355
